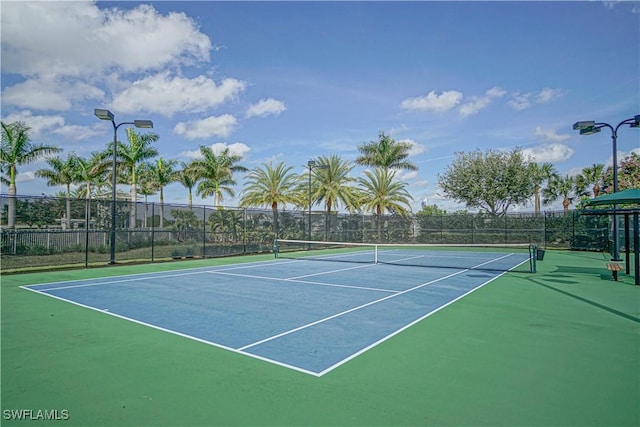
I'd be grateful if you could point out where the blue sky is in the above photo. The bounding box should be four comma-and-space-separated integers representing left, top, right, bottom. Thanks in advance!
1, 1, 639, 213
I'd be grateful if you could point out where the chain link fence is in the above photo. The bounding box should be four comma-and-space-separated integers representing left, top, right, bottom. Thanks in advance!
1, 194, 617, 272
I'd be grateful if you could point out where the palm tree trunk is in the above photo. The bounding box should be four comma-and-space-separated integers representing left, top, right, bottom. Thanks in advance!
534, 185, 541, 215
271, 202, 278, 238
130, 184, 137, 229
65, 183, 72, 230
8, 182, 16, 229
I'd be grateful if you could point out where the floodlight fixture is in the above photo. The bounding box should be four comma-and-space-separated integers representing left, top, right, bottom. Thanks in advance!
572, 121, 595, 131
134, 120, 153, 128
94, 108, 115, 121
579, 126, 601, 135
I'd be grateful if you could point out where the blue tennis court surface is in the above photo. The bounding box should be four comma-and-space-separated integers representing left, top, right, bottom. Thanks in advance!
22, 250, 529, 376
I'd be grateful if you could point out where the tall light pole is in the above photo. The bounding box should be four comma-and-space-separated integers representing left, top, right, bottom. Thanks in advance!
573, 114, 640, 261
94, 108, 153, 264
307, 159, 328, 241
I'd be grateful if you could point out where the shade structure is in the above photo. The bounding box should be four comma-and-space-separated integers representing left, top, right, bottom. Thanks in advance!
583, 189, 640, 207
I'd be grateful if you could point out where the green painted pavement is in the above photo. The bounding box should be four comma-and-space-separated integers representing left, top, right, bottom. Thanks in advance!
2, 250, 638, 426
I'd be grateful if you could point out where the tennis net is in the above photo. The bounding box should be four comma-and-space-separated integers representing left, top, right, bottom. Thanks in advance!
274, 239, 538, 273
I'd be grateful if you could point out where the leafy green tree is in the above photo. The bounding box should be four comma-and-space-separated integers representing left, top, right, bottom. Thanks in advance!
602, 152, 640, 193
417, 203, 447, 216
191, 146, 248, 207
239, 161, 301, 237
145, 157, 178, 228
438, 148, 534, 217
1, 121, 60, 227
15, 198, 57, 228
543, 174, 578, 213
356, 131, 418, 171
171, 209, 200, 241
36, 153, 80, 229
208, 208, 244, 242
357, 168, 413, 239
529, 162, 556, 214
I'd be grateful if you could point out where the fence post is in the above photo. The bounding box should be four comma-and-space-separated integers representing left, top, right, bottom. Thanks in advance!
243, 207, 247, 254
203, 205, 207, 258
151, 203, 155, 262
85, 198, 89, 268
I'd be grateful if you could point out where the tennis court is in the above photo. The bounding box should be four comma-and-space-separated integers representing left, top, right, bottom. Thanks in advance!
21, 242, 532, 376
3, 247, 639, 426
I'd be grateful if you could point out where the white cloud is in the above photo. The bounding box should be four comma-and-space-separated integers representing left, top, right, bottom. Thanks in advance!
508, 88, 561, 111
536, 88, 561, 104
174, 114, 238, 140
396, 170, 419, 181
53, 124, 105, 141
2, 78, 104, 111
400, 90, 463, 112
533, 126, 570, 143
1, 2, 211, 78
459, 86, 506, 117
15, 171, 38, 184
181, 142, 250, 159
508, 93, 531, 111
398, 138, 427, 157
1, 111, 65, 138
459, 98, 491, 117
246, 98, 287, 118
110, 73, 245, 117
522, 144, 575, 163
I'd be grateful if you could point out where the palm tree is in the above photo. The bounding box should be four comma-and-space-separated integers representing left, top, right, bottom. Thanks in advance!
357, 168, 413, 240
191, 146, 248, 207
543, 174, 578, 213
576, 163, 605, 198
239, 161, 301, 237
136, 174, 157, 228
145, 157, 178, 229
312, 155, 360, 239
530, 162, 556, 214
74, 152, 108, 200
101, 127, 159, 228
356, 131, 418, 171
1, 121, 60, 228
176, 161, 199, 208
313, 155, 360, 213
35, 153, 79, 229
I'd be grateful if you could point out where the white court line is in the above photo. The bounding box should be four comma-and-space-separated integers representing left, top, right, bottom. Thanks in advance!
28, 259, 302, 292
206, 270, 398, 294
237, 253, 514, 352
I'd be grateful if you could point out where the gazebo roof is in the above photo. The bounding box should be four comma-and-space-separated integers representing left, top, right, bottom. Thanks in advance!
583, 189, 640, 207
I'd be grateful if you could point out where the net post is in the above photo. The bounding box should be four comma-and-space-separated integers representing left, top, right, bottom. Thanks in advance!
530, 244, 537, 273
374, 244, 378, 264
273, 239, 279, 259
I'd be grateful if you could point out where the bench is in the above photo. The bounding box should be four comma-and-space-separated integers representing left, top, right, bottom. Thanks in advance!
606, 262, 624, 281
